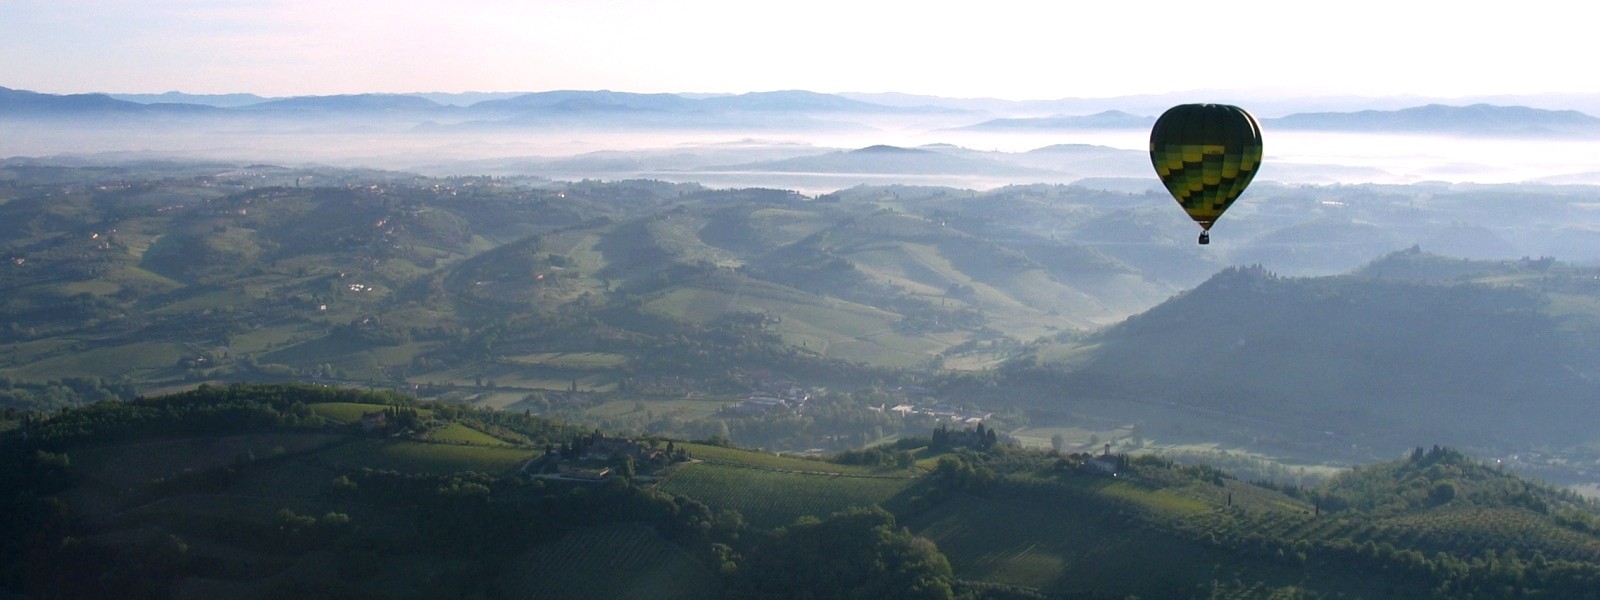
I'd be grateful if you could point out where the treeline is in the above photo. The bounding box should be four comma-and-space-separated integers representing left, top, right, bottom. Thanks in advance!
722, 394, 932, 452
2, 382, 588, 452
0, 383, 1019, 599
1313, 446, 1596, 516
12, 466, 742, 599
327, 468, 735, 561
8, 383, 342, 449
728, 506, 958, 600
0, 376, 137, 411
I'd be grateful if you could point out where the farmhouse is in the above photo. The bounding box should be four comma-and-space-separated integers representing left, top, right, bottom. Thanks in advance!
1086, 445, 1123, 475
1087, 456, 1120, 475
582, 437, 646, 461
360, 410, 388, 432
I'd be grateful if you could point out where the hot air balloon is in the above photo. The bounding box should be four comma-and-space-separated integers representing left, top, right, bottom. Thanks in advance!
1149, 104, 1263, 244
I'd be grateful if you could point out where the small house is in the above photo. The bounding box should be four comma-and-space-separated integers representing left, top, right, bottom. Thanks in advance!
360, 410, 388, 432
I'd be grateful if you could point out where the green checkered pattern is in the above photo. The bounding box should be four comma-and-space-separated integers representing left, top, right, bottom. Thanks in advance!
1149, 104, 1263, 229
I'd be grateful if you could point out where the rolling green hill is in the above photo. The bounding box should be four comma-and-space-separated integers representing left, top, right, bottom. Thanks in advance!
1009, 250, 1600, 469
16, 162, 1600, 494
12, 385, 1600, 598
0, 163, 1194, 420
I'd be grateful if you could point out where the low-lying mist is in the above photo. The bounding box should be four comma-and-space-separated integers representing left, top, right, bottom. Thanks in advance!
6, 112, 1599, 190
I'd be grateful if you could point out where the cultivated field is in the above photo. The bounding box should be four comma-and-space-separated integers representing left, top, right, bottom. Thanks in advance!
655, 458, 919, 530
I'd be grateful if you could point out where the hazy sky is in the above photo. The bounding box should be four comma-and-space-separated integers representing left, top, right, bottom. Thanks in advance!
2, 0, 1591, 100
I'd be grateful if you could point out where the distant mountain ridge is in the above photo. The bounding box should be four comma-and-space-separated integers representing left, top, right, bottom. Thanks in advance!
5, 85, 1598, 138
108, 91, 271, 107
1266, 103, 1600, 136
951, 110, 1156, 131
952, 103, 1600, 137
0, 86, 224, 117
244, 93, 448, 112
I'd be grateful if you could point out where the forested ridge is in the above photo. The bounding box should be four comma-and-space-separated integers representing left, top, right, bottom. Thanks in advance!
8, 384, 1600, 598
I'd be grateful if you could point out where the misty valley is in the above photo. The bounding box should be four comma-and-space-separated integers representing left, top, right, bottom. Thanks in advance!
7, 157, 1600, 598
12, 86, 1600, 599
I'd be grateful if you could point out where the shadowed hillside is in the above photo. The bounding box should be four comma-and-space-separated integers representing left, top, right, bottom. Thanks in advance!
1025, 251, 1600, 457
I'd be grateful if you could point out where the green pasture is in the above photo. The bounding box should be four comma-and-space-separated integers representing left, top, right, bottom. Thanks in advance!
223, 460, 344, 500
58, 280, 121, 297
1015, 403, 1350, 485
227, 323, 319, 355
311, 438, 530, 475
2, 340, 186, 380
68, 433, 346, 491
497, 524, 719, 600
369, 342, 430, 366
777, 316, 938, 368
1007, 426, 1120, 453
410, 364, 618, 393
583, 399, 727, 421
504, 352, 629, 369
907, 493, 1242, 597
111, 226, 162, 259
746, 207, 831, 242
680, 443, 914, 476
424, 422, 513, 446
309, 402, 397, 423
0, 338, 80, 368
639, 275, 944, 367
1095, 479, 1211, 514
649, 283, 881, 334
146, 287, 255, 316
849, 242, 961, 297
260, 334, 371, 367
1025, 472, 1211, 516
654, 460, 918, 530
562, 232, 607, 270
1158, 443, 1347, 486
1029, 340, 1100, 370
119, 487, 335, 526
843, 238, 1116, 336
938, 349, 1011, 371
644, 287, 743, 324
466, 391, 534, 410
1546, 293, 1600, 339
529, 230, 602, 263
646, 218, 737, 266
259, 337, 392, 380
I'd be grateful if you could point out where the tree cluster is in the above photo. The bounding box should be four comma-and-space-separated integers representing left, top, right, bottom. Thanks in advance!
930, 422, 999, 452
727, 507, 955, 600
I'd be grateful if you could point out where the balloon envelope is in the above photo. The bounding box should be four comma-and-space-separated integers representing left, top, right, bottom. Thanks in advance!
1149, 104, 1263, 233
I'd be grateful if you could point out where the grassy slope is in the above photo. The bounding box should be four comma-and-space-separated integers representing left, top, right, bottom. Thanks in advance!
311, 438, 530, 475
644, 277, 939, 367
497, 524, 721, 600
27, 384, 1600, 600
654, 443, 922, 529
